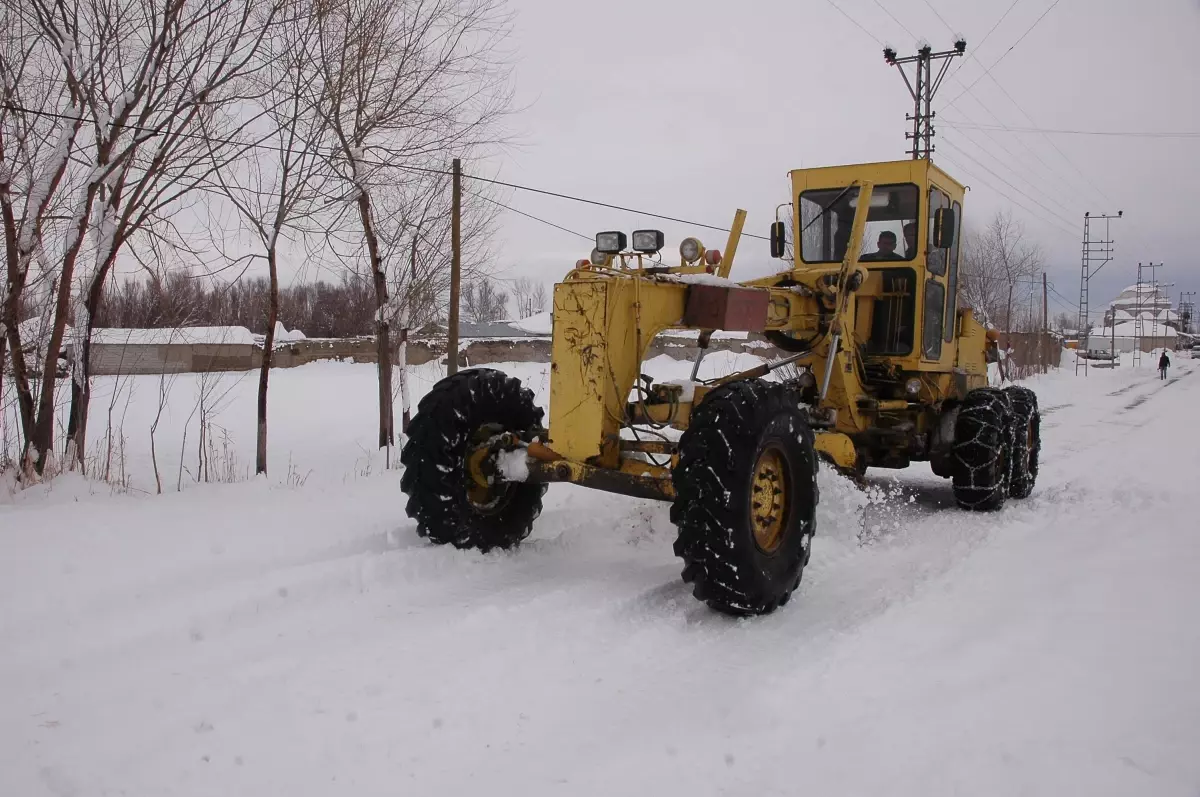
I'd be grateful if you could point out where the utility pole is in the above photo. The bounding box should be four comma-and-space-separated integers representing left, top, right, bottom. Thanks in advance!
1076, 210, 1122, 376
1133, 262, 1145, 367
1149, 267, 1173, 354
1043, 273, 1049, 373
448, 158, 462, 376
884, 40, 966, 159
1180, 291, 1196, 336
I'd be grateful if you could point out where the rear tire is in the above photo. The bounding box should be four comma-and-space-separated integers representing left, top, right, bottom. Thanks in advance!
1004, 385, 1040, 499
671, 380, 819, 616
951, 387, 1013, 511
400, 368, 547, 551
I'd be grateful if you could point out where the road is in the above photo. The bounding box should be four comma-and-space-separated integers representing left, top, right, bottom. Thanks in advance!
2, 358, 1198, 796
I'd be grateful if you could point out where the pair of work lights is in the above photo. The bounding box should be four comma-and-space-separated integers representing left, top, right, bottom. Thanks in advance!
594, 230, 665, 255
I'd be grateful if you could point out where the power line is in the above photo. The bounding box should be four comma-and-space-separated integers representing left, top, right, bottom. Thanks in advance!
947, 114, 1075, 216
942, 120, 1200, 139
944, 0, 1062, 109
464, 175, 770, 241
921, 0, 958, 37
973, 0, 1023, 55
928, 0, 1115, 211
823, 0, 883, 46
943, 0, 1022, 85
927, 0, 1101, 214
466, 190, 591, 242
975, 75, 1118, 207
4, 101, 767, 242
938, 137, 1080, 234
838, 0, 1086, 237
935, 149, 1077, 241
928, 0, 1116, 209
872, 0, 918, 43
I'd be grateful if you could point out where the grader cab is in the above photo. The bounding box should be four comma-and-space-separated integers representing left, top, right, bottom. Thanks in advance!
400, 158, 1041, 616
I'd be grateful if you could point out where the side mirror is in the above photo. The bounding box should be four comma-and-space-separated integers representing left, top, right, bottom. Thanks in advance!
933, 207, 956, 249
770, 221, 787, 259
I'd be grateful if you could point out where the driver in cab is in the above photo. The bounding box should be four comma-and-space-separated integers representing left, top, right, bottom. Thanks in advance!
860, 230, 903, 261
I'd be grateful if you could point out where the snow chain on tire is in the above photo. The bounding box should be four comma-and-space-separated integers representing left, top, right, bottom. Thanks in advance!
400, 368, 547, 551
671, 379, 819, 616
1004, 385, 1040, 499
951, 387, 1014, 512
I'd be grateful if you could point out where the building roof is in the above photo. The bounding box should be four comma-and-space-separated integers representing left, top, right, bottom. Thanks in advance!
91, 326, 257, 346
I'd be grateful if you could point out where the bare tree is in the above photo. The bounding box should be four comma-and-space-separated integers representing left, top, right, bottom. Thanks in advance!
530, 281, 548, 314
462, 276, 507, 323
205, 6, 327, 475
310, 0, 513, 461
5, 0, 277, 476
0, 8, 85, 471
1052, 311, 1076, 333
511, 276, 533, 318
958, 210, 1043, 331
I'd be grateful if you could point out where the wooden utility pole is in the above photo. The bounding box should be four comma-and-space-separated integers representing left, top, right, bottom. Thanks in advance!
1042, 272, 1049, 372
448, 158, 462, 376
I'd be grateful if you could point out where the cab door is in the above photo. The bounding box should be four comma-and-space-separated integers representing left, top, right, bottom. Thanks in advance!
921, 186, 950, 361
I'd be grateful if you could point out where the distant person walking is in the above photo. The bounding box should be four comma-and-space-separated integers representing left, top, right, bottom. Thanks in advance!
1158, 350, 1171, 380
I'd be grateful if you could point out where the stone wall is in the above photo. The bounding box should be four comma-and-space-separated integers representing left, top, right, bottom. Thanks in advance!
86, 332, 785, 376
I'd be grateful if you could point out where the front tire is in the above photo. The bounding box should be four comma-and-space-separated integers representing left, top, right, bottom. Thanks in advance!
951, 387, 1013, 511
400, 368, 547, 551
671, 380, 819, 616
1004, 385, 1040, 499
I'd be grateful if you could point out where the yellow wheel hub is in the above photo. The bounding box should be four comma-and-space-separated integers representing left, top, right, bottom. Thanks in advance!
750, 446, 789, 553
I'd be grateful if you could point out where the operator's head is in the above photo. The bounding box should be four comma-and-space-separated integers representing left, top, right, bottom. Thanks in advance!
877, 230, 897, 255
903, 222, 917, 253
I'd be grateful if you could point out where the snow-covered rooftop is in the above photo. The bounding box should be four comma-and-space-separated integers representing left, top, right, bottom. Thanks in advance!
90, 326, 257, 346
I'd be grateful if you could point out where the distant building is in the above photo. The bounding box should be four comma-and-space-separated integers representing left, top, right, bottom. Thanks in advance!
1105, 283, 1172, 327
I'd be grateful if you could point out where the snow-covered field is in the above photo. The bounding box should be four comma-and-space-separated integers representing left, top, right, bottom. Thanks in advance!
3, 353, 1199, 795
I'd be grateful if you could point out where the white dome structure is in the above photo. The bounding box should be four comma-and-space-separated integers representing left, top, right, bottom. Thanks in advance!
1109, 283, 1170, 314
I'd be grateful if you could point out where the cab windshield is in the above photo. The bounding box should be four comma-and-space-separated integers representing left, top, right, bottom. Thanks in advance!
798, 184, 920, 264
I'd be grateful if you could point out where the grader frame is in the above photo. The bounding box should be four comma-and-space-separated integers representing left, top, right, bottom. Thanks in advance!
521, 158, 992, 499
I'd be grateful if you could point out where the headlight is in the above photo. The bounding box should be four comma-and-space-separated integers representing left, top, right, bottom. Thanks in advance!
595, 231, 627, 254
631, 229, 664, 253
680, 237, 703, 263
589, 247, 608, 266
905, 378, 921, 396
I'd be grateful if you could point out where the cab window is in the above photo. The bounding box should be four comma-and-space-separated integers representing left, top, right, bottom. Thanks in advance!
944, 200, 962, 342
927, 188, 949, 276
799, 184, 920, 264
923, 281, 945, 359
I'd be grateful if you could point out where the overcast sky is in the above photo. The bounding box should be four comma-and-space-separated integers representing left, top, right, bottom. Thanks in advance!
479, 0, 1200, 321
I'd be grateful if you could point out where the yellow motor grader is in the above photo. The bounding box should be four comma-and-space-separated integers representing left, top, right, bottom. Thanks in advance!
401, 158, 1041, 615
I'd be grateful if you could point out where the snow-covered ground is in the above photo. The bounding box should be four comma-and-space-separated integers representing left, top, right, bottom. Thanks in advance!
2, 353, 1199, 795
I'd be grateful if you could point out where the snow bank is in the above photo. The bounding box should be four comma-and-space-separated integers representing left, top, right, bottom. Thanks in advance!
273, 321, 307, 343
511, 311, 552, 335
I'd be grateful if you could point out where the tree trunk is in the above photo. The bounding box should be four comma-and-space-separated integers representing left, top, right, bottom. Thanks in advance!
2, 252, 36, 446
256, 247, 280, 475
397, 326, 410, 433
65, 330, 92, 472
3, 322, 36, 448
355, 188, 393, 453
29, 187, 98, 474
66, 246, 124, 472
